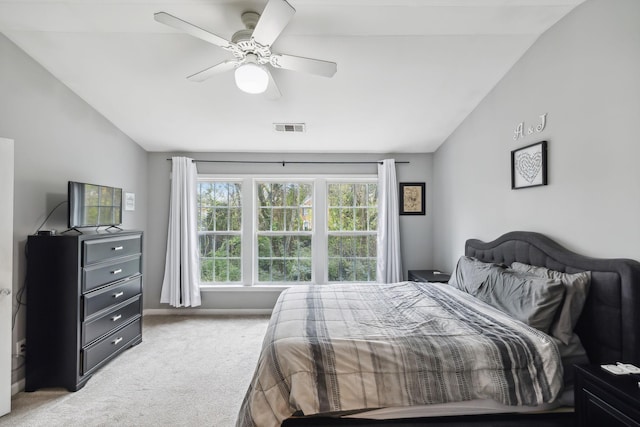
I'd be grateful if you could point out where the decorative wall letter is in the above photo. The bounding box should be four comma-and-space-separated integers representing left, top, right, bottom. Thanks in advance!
514, 123, 524, 140
536, 113, 547, 132
514, 113, 547, 141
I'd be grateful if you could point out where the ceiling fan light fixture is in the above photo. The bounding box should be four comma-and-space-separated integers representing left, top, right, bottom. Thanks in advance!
155, 0, 337, 98
235, 62, 269, 94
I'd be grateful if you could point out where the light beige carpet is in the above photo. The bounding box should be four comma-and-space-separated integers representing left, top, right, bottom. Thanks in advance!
0, 315, 270, 427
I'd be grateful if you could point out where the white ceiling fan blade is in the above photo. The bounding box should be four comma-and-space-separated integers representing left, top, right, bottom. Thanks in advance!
270, 54, 337, 78
264, 69, 281, 99
187, 60, 237, 82
251, 0, 296, 47
154, 12, 231, 49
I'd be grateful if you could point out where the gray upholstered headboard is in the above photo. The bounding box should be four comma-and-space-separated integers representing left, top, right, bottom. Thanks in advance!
465, 231, 640, 366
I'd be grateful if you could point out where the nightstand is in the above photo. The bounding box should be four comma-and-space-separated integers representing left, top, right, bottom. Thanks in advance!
575, 364, 640, 426
408, 269, 451, 283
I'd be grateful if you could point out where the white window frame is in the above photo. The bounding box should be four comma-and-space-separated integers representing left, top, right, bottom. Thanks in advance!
196, 177, 244, 286
325, 179, 378, 283
197, 174, 377, 288
253, 178, 316, 286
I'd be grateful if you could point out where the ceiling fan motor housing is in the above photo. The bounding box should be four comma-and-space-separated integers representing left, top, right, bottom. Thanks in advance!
232, 11, 260, 43
231, 29, 253, 44
241, 11, 260, 30
230, 10, 272, 62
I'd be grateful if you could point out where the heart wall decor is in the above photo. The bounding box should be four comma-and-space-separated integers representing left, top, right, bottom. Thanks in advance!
515, 151, 542, 184
511, 141, 548, 189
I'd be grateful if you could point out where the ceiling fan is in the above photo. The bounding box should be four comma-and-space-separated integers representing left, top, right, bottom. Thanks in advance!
154, 0, 337, 98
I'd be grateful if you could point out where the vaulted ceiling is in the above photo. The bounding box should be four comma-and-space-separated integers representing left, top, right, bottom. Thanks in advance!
0, 0, 585, 153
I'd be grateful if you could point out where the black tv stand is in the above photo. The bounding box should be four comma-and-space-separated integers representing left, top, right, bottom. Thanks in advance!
60, 225, 124, 235
60, 227, 83, 235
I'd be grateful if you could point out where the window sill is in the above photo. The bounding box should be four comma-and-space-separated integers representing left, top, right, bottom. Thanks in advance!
199, 284, 291, 292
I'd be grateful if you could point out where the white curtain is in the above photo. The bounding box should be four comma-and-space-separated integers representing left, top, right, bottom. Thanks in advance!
160, 157, 202, 307
376, 159, 403, 283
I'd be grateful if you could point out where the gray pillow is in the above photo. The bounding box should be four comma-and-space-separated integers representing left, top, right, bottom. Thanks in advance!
472, 268, 565, 334
448, 256, 506, 293
511, 262, 591, 345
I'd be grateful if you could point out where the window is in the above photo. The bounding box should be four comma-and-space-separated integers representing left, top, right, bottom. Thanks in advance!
256, 182, 313, 283
327, 183, 378, 282
196, 176, 377, 286
197, 181, 242, 283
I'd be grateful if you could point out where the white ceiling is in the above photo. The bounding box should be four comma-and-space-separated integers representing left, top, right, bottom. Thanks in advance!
0, 0, 585, 153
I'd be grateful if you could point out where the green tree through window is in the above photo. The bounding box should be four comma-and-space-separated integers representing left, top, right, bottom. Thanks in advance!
327, 183, 378, 282
197, 181, 242, 283
256, 182, 313, 283
196, 176, 378, 285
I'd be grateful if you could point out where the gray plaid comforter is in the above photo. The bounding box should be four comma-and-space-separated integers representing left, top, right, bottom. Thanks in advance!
236, 282, 563, 427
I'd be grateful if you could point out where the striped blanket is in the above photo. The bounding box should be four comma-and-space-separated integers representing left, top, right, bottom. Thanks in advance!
236, 282, 563, 427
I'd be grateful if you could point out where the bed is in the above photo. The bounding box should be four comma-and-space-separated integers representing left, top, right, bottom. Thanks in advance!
237, 231, 640, 427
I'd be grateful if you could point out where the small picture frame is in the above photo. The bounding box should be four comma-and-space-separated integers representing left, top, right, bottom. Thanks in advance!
399, 182, 425, 215
124, 192, 136, 211
511, 141, 548, 189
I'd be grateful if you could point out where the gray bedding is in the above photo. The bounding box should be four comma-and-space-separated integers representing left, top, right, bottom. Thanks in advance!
236, 282, 564, 427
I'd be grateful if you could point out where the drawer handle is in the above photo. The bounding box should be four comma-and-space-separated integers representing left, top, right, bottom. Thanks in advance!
111, 269, 122, 275
111, 314, 122, 322
112, 337, 123, 345
113, 291, 124, 298
112, 246, 124, 251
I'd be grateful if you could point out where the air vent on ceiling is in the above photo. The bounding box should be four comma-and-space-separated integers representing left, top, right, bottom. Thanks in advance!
274, 123, 306, 133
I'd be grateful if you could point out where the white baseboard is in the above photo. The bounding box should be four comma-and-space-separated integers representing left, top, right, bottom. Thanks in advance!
143, 308, 272, 316
11, 378, 24, 396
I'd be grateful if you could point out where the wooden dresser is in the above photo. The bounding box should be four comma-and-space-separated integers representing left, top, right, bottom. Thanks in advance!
25, 230, 143, 391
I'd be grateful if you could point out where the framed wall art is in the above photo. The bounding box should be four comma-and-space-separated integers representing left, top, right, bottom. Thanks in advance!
511, 141, 548, 189
399, 182, 425, 215
124, 192, 136, 211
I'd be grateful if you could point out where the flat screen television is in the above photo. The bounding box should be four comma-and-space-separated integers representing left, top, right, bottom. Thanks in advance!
68, 181, 122, 228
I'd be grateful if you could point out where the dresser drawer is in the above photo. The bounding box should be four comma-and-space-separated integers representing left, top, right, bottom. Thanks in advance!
83, 234, 141, 266
83, 297, 141, 345
82, 318, 141, 375
83, 276, 142, 319
83, 255, 141, 292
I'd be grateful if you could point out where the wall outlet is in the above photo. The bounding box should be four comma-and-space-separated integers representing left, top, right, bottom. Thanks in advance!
16, 339, 26, 358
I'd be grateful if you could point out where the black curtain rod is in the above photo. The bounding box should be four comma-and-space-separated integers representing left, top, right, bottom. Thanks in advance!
165, 159, 409, 166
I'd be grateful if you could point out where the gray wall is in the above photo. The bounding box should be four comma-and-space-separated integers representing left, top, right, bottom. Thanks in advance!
432, 0, 640, 271
0, 34, 148, 383
146, 152, 433, 310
